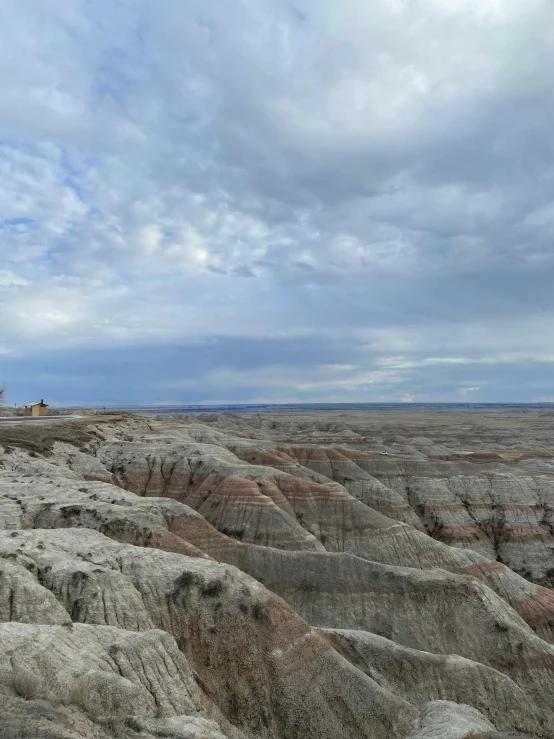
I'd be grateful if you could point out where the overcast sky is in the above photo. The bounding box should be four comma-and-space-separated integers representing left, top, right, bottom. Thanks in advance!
1, 0, 554, 406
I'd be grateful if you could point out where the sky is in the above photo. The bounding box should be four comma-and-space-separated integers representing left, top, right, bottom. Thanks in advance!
1, 0, 554, 406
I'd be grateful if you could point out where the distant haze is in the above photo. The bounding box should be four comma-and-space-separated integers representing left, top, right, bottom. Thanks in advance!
1, 1, 554, 405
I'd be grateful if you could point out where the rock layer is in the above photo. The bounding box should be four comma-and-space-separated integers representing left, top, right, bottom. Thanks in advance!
1, 408, 554, 737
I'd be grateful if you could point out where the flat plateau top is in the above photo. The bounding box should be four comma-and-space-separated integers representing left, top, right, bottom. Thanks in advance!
0, 415, 81, 423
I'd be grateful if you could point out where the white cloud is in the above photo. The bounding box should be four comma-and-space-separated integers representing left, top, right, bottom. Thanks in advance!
0, 0, 553, 400
0, 270, 28, 286
460, 386, 481, 396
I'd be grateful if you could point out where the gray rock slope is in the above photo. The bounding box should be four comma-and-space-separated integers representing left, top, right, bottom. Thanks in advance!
0, 410, 554, 738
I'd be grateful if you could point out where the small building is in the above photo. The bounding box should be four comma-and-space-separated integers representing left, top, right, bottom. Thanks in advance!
24, 400, 49, 417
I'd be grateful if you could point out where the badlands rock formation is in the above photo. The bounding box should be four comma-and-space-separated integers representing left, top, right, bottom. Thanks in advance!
1, 406, 554, 737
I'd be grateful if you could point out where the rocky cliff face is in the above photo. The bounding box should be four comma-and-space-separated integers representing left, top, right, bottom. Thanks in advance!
1, 408, 554, 738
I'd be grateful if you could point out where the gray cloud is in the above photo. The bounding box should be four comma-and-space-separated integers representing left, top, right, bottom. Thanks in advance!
232, 265, 256, 278
0, 0, 553, 403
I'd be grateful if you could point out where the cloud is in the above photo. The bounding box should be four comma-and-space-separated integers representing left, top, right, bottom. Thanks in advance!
1, 338, 552, 406
1, 0, 554, 402
232, 265, 256, 278
0, 270, 28, 287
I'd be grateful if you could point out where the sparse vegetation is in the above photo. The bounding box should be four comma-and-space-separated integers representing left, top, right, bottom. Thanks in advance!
515, 566, 533, 582
99, 717, 127, 737
0, 414, 129, 455
297, 580, 317, 593
542, 567, 554, 587
0, 422, 93, 455
172, 571, 197, 593
10, 668, 42, 700
201, 580, 224, 597
252, 603, 266, 620
66, 679, 92, 711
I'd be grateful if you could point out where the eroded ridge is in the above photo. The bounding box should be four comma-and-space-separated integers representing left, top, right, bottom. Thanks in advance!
1, 407, 554, 738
